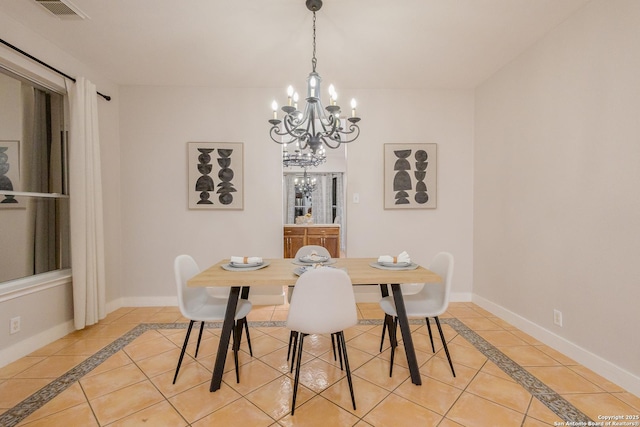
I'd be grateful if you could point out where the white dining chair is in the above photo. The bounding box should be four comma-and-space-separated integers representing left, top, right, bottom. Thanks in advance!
287, 267, 358, 415
379, 252, 456, 377
173, 254, 253, 384
287, 245, 333, 363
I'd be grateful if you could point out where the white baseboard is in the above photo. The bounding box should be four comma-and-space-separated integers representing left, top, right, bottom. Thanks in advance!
107, 296, 178, 311
473, 294, 640, 396
0, 320, 75, 368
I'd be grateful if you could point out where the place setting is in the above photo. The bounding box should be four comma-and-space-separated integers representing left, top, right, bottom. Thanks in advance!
291, 250, 337, 266
221, 256, 270, 271
370, 251, 419, 270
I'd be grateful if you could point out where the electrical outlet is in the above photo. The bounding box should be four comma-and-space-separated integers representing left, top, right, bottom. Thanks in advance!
10, 316, 21, 334
553, 309, 563, 327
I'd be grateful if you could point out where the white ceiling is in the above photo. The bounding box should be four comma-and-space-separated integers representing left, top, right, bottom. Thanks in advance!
0, 0, 589, 89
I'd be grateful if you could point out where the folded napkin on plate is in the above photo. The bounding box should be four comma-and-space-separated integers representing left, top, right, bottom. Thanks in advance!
377, 251, 411, 264
230, 256, 263, 264
304, 250, 328, 261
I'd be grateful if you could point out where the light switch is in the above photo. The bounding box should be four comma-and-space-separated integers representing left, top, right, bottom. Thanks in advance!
353, 193, 360, 203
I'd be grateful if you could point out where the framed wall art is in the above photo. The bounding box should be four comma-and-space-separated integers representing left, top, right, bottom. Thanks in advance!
0, 140, 22, 207
187, 142, 244, 210
384, 143, 437, 209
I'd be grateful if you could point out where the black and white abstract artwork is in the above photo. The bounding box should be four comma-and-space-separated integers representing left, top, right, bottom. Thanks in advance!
384, 143, 437, 209
0, 140, 22, 207
187, 142, 243, 210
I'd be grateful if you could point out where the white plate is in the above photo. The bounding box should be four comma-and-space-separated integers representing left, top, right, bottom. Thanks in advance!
370, 262, 419, 271
292, 258, 336, 266
229, 262, 263, 268
299, 255, 329, 263
378, 261, 411, 267
222, 261, 270, 272
294, 266, 311, 276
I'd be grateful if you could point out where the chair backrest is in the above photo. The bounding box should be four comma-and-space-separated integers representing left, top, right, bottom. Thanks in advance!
287, 267, 357, 335
174, 255, 208, 317
294, 245, 331, 259
416, 252, 454, 316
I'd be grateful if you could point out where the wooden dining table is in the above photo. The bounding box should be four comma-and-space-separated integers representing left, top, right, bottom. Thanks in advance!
187, 257, 442, 392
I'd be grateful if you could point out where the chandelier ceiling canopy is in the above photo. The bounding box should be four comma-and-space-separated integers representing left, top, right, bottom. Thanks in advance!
269, 0, 361, 168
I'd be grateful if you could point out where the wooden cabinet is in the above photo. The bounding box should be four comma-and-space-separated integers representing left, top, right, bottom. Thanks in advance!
306, 227, 340, 258
284, 225, 340, 258
284, 227, 306, 259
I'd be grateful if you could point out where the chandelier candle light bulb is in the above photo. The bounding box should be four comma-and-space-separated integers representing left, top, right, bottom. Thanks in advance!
287, 86, 294, 106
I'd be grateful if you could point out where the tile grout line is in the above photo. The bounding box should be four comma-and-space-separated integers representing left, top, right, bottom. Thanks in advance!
0, 318, 593, 426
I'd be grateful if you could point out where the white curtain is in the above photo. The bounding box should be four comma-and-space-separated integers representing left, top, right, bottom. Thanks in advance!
284, 174, 297, 224
66, 77, 106, 330
311, 174, 330, 224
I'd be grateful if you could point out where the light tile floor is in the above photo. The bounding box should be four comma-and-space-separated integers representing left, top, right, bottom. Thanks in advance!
1, 302, 638, 426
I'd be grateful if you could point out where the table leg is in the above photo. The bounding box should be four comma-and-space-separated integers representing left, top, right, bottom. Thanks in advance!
391, 283, 422, 385
210, 286, 240, 392
379, 283, 389, 298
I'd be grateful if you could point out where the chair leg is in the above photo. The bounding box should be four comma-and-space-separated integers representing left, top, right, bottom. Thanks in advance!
336, 333, 344, 370
434, 317, 456, 377
291, 333, 306, 416
194, 321, 205, 358
287, 330, 300, 362
233, 321, 241, 383
287, 331, 294, 361
380, 316, 387, 352
173, 320, 195, 384
331, 333, 337, 361
243, 318, 253, 357
389, 317, 398, 377
338, 331, 356, 410
425, 317, 435, 353
289, 331, 299, 373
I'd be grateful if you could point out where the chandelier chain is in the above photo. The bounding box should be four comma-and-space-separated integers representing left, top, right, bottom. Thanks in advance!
312, 11, 317, 72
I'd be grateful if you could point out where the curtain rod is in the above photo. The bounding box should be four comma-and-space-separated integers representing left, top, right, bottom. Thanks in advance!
0, 38, 111, 101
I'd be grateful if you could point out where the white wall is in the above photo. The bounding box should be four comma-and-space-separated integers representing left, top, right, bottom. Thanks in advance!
118, 86, 475, 303
474, 0, 640, 393
347, 89, 474, 300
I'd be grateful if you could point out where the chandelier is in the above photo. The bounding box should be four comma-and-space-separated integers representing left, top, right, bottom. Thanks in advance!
283, 139, 326, 168
269, 0, 361, 167
295, 169, 317, 196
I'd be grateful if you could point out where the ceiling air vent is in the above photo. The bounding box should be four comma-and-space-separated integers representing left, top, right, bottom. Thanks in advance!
34, 0, 89, 20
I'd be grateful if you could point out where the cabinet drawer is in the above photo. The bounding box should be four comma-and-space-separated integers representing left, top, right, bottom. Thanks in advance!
284, 227, 306, 236
307, 227, 339, 236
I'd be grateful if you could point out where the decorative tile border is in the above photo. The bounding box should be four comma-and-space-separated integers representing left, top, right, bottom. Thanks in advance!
443, 318, 592, 424
0, 319, 592, 426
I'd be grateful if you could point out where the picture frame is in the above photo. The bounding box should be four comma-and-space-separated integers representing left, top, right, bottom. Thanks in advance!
0, 140, 23, 208
384, 143, 437, 209
187, 142, 244, 210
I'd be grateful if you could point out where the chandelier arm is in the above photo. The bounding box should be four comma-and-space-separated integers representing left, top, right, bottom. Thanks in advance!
316, 122, 360, 147
335, 124, 361, 143
270, 126, 297, 144
282, 114, 310, 149
318, 134, 341, 150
